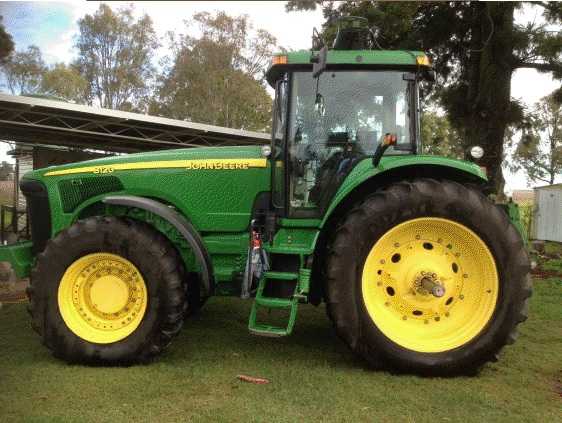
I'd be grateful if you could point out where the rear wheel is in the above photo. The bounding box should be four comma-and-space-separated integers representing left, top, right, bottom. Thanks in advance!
27, 216, 185, 364
325, 179, 531, 375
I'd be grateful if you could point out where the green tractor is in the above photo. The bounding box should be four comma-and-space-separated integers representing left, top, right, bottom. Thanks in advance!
0, 20, 530, 375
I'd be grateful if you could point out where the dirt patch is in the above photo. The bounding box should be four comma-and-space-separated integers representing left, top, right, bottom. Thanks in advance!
532, 269, 562, 279
0, 290, 27, 303
0, 278, 29, 304
553, 371, 562, 399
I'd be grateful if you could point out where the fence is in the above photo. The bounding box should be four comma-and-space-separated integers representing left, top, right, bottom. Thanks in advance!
0, 204, 29, 244
0, 180, 29, 244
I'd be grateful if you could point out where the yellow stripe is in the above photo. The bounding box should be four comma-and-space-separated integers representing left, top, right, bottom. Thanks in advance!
44, 158, 268, 176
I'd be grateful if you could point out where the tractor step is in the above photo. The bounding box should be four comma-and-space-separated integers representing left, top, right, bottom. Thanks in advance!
248, 270, 304, 337
249, 324, 291, 338
263, 271, 298, 280
255, 296, 293, 309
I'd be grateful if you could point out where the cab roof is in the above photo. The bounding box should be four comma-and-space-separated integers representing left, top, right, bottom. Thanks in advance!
266, 49, 429, 86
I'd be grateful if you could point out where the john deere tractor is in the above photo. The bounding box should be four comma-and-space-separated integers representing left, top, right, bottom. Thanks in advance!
0, 19, 530, 375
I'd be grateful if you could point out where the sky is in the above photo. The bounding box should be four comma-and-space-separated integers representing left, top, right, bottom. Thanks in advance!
0, 1, 560, 191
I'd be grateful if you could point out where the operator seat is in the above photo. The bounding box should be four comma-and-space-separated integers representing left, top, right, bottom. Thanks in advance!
309, 132, 366, 209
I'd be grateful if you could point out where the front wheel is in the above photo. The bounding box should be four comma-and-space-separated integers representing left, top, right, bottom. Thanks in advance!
325, 179, 531, 375
27, 216, 186, 365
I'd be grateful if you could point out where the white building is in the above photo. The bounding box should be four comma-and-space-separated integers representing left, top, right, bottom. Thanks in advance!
532, 183, 562, 243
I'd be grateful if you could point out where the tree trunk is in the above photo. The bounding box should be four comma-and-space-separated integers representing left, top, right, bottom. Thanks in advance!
464, 2, 515, 198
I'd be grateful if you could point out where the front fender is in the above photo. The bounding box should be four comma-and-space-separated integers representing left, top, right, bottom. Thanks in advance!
102, 195, 214, 296
321, 155, 487, 228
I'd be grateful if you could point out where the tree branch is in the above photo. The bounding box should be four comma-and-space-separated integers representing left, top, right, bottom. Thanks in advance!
515, 61, 562, 72
531, 1, 550, 10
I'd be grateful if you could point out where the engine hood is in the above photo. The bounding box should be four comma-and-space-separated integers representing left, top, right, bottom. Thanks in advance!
23, 145, 268, 179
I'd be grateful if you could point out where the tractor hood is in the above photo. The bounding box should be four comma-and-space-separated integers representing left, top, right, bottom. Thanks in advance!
22, 144, 271, 234
23, 145, 268, 180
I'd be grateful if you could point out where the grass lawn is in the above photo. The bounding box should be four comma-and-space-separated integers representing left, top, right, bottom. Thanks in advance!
0, 270, 560, 421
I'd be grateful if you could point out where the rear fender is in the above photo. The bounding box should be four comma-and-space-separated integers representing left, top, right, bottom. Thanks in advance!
321, 157, 488, 228
307, 158, 488, 305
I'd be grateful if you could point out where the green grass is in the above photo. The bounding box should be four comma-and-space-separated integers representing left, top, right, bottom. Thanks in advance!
545, 241, 562, 257
519, 204, 534, 241
1, 277, 561, 423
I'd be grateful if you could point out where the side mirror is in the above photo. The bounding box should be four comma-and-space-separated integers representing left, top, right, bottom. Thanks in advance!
372, 133, 397, 167
311, 45, 328, 78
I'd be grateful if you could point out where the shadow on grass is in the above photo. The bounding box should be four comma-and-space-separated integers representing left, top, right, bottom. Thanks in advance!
0, 296, 363, 371
164, 296, 362, 372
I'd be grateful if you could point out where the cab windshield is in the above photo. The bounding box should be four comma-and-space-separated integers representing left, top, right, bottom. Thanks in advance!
288, 71, 414, 213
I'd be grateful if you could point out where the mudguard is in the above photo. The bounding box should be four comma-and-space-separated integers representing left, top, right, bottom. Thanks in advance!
321, 156, 488, 228
102, 195, 215, 296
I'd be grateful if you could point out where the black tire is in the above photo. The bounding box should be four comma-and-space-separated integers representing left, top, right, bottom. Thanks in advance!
26, 216, 185, 365
325, 178, 531, 376
183, 272, 209, 317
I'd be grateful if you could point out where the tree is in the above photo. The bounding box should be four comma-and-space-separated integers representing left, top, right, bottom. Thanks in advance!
512, 94, 561, 185
287, 1, 562, 195
74, 4, 158, 110
0, 16, 14, 64
152, 12, 276, 131
420, 111, 464, 158
40, 63, 88, 102
0, 45, 46, 95
0, 161, 14, 181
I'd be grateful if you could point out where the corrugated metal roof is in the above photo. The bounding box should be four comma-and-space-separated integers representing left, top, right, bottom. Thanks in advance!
534, 183, 562, 190
0, 93, 269, 153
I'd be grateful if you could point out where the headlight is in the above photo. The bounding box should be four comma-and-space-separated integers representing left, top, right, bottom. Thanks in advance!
261, 145, 272, 157
470, 146, 484, 159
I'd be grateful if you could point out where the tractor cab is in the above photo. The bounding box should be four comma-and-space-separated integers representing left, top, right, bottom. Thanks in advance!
266, 17, 434, 217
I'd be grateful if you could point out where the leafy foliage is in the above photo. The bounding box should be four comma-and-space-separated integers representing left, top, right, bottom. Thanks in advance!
74, 4, 159, 111
0, 16, 14, 64
0, 45, 45, 95
420, 111, 464, 158
40, 63, 88, 103
152, 12, 276, 131
512, 94, 561, 185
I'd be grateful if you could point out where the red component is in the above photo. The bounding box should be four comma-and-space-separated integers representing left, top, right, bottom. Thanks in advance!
237, 374, 270, 384
383, 133, 398, 146
252, 231, 261, 249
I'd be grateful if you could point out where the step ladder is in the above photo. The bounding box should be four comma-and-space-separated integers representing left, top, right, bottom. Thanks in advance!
248, 269, 310, 337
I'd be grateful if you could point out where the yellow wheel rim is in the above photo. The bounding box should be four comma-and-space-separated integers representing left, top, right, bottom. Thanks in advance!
58, 253, 148, 344
362, 218, 499, 353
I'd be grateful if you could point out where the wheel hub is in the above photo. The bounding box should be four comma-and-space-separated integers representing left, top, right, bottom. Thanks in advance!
89, 275, 130, 314
58, 253, 148, 344
414, 271, 445, 298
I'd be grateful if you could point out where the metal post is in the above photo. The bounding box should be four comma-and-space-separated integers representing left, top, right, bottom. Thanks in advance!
1, 205, 4, 244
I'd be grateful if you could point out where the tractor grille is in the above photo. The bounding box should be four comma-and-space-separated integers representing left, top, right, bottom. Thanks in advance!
20, 179, 51, 254
58, 176, 124, 213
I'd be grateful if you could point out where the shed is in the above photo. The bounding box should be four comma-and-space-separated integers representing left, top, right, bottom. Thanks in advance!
532, 183, 562, 242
